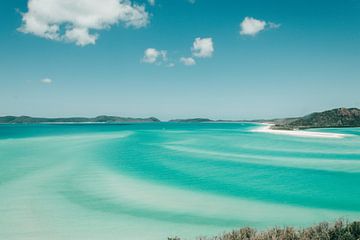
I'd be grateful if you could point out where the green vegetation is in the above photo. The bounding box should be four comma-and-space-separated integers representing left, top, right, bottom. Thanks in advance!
273, 108, 360, 130
169, 118, 213, 123
2, 107, 360, 127
169, 220, 360, 240
0, 115, 160, 124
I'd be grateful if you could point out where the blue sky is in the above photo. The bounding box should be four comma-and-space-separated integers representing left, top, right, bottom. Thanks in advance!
0, 0, 359, 120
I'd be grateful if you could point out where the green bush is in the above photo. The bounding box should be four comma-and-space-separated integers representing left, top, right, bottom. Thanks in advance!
170, 219, 360, 240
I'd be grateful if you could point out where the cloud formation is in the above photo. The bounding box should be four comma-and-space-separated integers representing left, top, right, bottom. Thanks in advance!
180, 57, 196, 66
142, 37, 215, 67
18, 0, 149, 46
191, 37, 214, 58
240, 17, 280, 36
40, 78, 52, 84
148, 0, 155, 6
142, 48, 167, 64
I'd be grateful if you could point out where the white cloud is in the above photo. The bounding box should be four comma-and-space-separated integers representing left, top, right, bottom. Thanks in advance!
148, 0, 155, 6
40, 78, 52, 84
268, 22, 281, 29
180, 57, 196, 66
65, 28, 98, 46
18, 0, 149, 46
240, 17, 266, 36
240, 17, 280, 36
191, 37, 214, 58
142, 48, 167, 64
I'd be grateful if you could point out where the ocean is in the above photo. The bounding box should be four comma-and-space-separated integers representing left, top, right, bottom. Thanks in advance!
0, 123, 359, 239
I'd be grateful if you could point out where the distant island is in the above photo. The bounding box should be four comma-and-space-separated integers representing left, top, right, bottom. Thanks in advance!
0, 115, 160, 124
168, 108, 360, 130
169, 118, 256, 123
272, 107, 360, 130
1, 108, 360, 129
169, 118, 213, 123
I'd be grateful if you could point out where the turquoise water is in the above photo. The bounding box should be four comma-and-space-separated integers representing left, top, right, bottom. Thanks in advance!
0, 123, 360, 240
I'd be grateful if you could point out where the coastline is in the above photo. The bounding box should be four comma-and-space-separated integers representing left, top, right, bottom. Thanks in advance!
252, 123, 349, 139
0, 121, 158, 125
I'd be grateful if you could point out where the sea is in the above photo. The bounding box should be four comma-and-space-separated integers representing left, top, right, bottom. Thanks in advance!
0, 123, 359, 239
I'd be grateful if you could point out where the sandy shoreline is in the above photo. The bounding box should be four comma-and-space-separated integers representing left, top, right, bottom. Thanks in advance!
252, 124, 349, 139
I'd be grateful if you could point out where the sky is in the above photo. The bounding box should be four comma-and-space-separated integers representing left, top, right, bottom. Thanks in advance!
0, 0, 359, 120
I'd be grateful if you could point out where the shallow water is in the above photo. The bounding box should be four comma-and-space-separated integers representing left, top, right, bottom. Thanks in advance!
0, 123, 359, 240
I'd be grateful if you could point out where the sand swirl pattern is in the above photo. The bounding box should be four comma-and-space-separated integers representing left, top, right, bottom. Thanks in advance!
0, 123, 359, 240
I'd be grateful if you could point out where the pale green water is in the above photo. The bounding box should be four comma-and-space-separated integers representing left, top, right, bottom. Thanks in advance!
0, 123, 359, 240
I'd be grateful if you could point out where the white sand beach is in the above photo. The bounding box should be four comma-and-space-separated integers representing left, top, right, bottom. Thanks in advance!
252, 124, 349, 139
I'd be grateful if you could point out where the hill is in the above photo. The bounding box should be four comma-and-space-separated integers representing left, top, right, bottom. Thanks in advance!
0, 116, 160, 124
169, 118, 213, 123
273, 108, 360, 130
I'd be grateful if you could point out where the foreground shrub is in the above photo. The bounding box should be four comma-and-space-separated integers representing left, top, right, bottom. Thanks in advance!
170, 219, 360, 240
